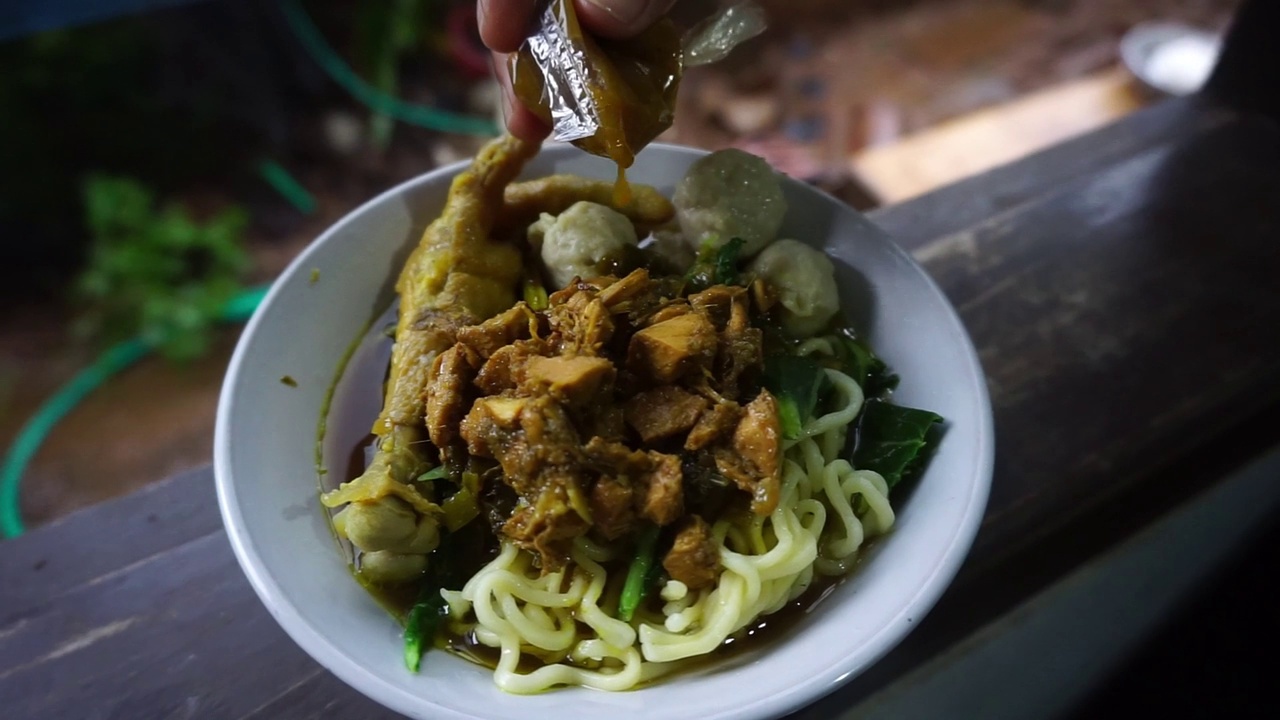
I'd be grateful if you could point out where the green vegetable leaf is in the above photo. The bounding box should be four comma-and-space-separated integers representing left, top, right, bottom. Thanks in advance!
775, 396, 803, 440
619, 525, 660, 622
440, 471, 481, 532
403, 526, 464, 672
852, 400, 943, 490
762, 354, 825, 440
832, 334, 898, 397
685, 236, 747, 291
403, 597, 436, 672
713, 237, 746, 285
523, 279, 549, 311
415, 466, 448, 483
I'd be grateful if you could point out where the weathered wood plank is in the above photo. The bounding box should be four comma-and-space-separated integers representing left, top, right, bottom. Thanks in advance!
930, 114, 1280, 560
868, 95, 1234, 252
0, 467, 222, 623
239, 671, 401, 720
0, 531, 320, 720
852, 68, 1146, 206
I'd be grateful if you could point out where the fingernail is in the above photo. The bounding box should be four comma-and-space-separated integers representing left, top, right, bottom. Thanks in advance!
501, 92, 515, 126
584, 0, 650, 26
498, 74, 516, 125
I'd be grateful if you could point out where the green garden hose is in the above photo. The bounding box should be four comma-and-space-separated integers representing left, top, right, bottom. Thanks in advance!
0, 284, 270, 539
279, 0, 499, 138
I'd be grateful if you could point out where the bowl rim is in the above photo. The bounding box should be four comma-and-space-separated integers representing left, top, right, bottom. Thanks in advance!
214, 141, 995, 720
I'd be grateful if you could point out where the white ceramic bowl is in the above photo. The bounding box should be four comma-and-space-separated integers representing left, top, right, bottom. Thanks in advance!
1119, 21, 1222, 97
215, 143, 994, 720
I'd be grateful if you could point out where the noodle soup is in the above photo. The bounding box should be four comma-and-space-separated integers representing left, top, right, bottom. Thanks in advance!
316, 136, 941, 693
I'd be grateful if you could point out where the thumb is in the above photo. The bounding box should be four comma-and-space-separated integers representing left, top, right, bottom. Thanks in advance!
575, 0, 677, 38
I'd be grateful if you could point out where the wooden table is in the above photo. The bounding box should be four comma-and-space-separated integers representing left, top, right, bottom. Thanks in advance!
3, 2, 1279, 717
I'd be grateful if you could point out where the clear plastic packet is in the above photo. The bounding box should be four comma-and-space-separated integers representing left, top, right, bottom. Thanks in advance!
510, 1, 768, 170
683, 2, 768, 68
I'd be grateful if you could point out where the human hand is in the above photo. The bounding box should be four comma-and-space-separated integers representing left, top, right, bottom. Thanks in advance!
478, 0, 678, 141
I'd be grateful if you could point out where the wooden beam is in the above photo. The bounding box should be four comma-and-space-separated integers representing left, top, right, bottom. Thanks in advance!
852, 68, 1147, 204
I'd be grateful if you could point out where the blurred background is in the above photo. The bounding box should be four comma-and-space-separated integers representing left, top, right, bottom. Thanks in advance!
0, 0, 1239, 529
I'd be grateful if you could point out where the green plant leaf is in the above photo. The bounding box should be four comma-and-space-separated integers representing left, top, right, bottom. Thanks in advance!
762, 354, 826, 440
852, 400, 943, 490
831, 333, 898, 397
75, 174, 249, 362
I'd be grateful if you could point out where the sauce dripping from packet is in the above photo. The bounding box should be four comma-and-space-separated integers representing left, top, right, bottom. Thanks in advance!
510, 1, 767, 206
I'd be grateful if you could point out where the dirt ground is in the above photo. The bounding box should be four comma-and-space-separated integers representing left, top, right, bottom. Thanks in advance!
0, 0, 1240, 529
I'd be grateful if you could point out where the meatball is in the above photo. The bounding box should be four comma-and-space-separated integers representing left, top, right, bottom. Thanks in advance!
333, 496, 439, 554
672, 148, 787, 257
359, 550, 427, 585
748, 239, 839, 337
530, 201, 640, 289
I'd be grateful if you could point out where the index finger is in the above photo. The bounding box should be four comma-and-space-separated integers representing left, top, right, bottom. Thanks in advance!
479, 0, 680, 53
478, 0, 539, 54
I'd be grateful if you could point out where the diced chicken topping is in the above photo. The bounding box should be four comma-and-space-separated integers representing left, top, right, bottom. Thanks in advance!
627, 312, 717, 384
684, 401, 742, 451
474, 343, 530, 394
425, 343, 480, 447
442, 267, 780, 570
457, 303, 538, 358
526, 355, 615, 407
625, 386, 708, 443
713, 390, 782, 516
590, 477, 636, 540
635, 452, 683, 526
662, 515, 720, 590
